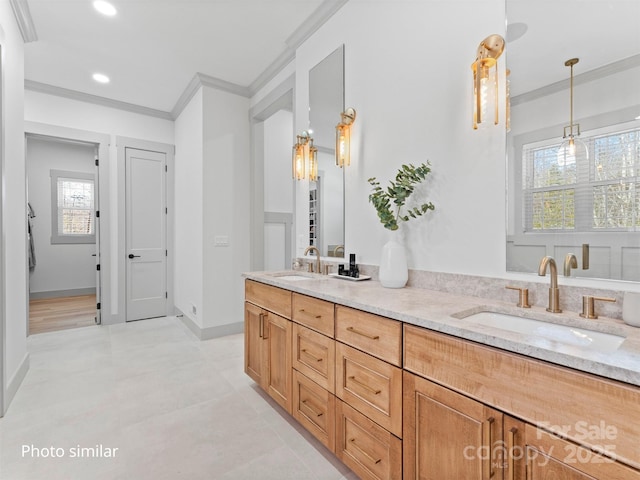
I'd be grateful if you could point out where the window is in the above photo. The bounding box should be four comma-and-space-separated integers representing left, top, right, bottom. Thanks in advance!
522, 124, 640, 233
50, 170, 96, 244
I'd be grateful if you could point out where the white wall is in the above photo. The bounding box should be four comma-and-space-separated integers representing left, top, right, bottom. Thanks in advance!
174, 88, 204, 326
202, 86, 250, 331
289, 0, 506, 277
263, 109, 293, 213
26, 136, 96, 294
25, 90, 175, 320
1, 3, 28, 413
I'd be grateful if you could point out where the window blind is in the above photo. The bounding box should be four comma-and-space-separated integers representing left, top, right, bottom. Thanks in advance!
57, 177, 95, 236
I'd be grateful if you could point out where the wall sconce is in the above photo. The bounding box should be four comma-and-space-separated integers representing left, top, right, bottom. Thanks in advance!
292, 131, 310, 180
308, 138, 318, 182
558, 58, 588, 164
471, 34, 505, 129
335, 107, 356, 168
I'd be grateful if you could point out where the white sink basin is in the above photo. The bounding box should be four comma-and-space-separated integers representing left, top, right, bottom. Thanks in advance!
464, 312, 625, 353
272, 274, 313, 281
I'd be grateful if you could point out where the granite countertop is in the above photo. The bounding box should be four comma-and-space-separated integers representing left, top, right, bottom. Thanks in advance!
243, 270, 640, 387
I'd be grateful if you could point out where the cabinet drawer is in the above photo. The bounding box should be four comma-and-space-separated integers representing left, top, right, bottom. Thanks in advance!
292, 293, 335, 337
336, 342, 402, 438
336, 399, 402, 480
293, 323, 335, 393
245, 280, 292, 318
292, 370, 335, 453
335, 305, 401, 366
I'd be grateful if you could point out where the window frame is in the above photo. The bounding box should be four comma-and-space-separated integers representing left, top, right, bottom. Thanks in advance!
50, 169, 96, 245
520, 121, 640, 234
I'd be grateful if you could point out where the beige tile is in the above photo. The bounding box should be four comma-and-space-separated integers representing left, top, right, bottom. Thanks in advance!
0, 317, 355, 479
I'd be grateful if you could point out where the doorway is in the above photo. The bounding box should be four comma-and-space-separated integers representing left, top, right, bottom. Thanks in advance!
26, 134, 100, 334
250, 75, 295, 271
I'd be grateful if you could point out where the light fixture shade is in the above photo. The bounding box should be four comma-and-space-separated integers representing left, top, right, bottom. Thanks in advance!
471, 34, 504, 129
308, 140, 318, 181
335, 108, 356, 168
335, 124, 350, 168
292, 143, 305, 180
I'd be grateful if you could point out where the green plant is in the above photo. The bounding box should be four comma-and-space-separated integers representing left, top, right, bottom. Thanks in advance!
368, 162, 435, 231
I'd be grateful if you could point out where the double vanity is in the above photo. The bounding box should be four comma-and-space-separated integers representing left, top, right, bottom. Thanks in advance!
243, 271, 640, 479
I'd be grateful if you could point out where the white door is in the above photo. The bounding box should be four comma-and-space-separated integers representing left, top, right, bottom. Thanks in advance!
94, 150, 101, 324
125, 147, 167, 321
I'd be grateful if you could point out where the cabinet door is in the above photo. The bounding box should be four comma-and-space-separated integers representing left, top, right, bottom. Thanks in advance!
244, 302, 266, 387
524, 424, 640, 480
265, 312, 292, 413
404, 371, 504, 480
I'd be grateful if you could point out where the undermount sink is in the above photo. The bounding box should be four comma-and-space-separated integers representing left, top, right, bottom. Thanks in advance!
462, 311, 625, 353
270, 274, 314, 281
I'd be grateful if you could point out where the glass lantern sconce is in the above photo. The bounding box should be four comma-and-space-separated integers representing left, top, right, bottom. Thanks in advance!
292, 131, 310, 180
471, 34, 505, 129
335, 108, 356, 167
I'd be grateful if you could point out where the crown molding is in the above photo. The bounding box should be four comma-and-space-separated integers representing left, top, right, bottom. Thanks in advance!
10, 0, 38, 43
248, 0, 349, 96
171, 73, 251, 119
512, 54, 640, 107
24, 80, 173, 120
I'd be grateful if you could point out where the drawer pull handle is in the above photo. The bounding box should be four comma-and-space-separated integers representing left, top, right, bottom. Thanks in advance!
301, 349, 323, 362
298, 308, 322, 319
301, 399, 323, 417
346, 326, 379, 340
507, 427, 517, 480
349, 438, 381, 464
348, 376, 381, 395
484, 416, 495, 479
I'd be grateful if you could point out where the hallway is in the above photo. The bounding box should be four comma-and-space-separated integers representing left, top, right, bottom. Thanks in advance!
0, 317, 356, 480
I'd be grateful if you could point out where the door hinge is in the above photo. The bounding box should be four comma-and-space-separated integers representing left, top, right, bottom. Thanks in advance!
165, 250, 168, 257
96, 264, 101, 271
96, 210, 100, 218
165, 165, 168, 172
165, 292, 168, 299
165, 207, 168, 214
97, 302, 101, 310
95, 159, 99, 166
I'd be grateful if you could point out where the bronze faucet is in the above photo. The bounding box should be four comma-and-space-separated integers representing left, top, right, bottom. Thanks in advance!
304, 245, 321, 273
538, 256, 562, 312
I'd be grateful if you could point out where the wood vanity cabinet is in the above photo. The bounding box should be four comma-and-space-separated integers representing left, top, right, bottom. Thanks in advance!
403, 324, 640, 480
244, 281, 293, 414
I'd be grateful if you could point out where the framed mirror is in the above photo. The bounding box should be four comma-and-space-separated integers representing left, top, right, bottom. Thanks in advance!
506, 1, 640, 281
308, 45, 345, 258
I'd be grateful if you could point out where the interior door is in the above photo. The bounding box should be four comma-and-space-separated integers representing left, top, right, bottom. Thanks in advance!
94, 150, 101, 324
125, 147, 167, 321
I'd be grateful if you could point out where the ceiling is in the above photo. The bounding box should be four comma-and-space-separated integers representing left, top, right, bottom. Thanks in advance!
506, 0, 640, 98
22, 0, 331, 115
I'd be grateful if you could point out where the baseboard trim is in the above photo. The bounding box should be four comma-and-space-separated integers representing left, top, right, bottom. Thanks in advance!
177, 309, 243, 340
3, 353, 30, 416
29, 287, 96, 300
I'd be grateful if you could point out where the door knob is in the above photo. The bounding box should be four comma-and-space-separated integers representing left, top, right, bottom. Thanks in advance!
128, 254, 141, 259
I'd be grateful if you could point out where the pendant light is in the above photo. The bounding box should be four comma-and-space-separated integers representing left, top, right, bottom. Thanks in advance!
558, 58, 588, 166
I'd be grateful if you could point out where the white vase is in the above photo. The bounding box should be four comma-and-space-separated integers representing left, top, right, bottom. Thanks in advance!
379, 233, 408, 288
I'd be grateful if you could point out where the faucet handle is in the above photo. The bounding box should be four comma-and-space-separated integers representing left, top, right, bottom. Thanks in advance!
307, 262, 315, 273
322, 263, 333, 275
505, 286, 531, 308
580, 296, 616, 319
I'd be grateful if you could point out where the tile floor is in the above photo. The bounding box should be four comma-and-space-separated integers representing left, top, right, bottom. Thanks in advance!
0, 317, 358, 480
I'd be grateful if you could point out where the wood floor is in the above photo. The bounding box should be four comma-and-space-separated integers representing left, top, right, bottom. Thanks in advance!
29, 294, 97, 335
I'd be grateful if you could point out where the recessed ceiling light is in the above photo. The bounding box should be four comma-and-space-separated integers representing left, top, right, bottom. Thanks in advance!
93, 1, 117, 16
92, 73, 110, 84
